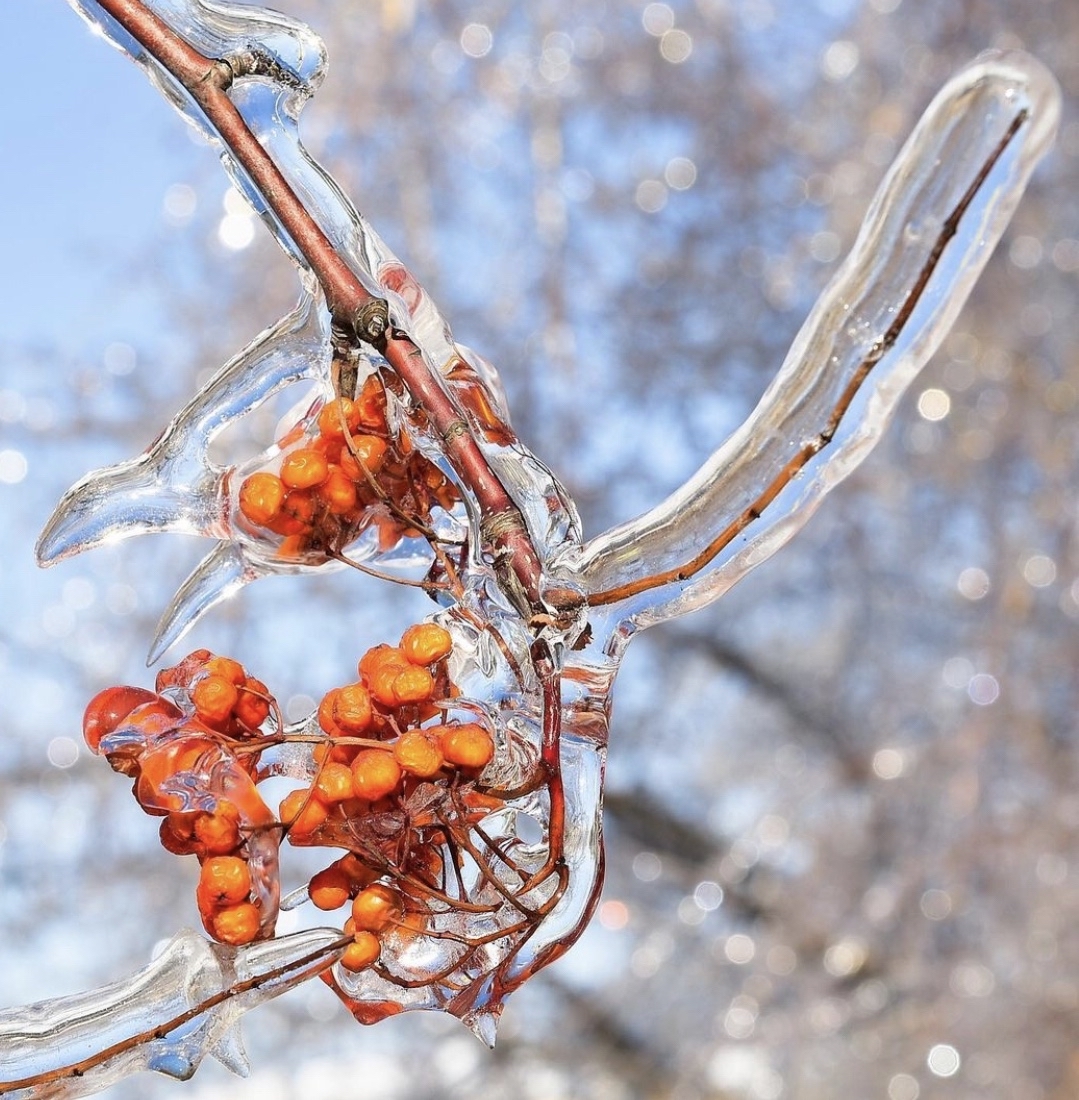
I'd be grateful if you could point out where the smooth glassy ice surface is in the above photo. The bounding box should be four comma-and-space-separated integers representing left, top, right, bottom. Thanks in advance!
566, 51, 1060, 638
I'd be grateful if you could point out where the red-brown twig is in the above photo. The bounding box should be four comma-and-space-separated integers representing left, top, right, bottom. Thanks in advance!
94, 0, 548, 619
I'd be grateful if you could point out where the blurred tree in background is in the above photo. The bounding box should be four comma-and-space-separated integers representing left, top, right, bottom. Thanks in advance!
2, 1, 1078, 1097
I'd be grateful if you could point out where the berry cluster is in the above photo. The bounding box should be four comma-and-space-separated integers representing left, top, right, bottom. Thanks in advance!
237, 373, 459, 559
84, 651, 279, 946
276, 622, 496, 973
82, 622, 500, 979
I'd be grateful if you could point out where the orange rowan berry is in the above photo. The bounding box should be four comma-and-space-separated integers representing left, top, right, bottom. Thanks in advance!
204, 656, 245, 686
393, 729, 444, 779
194, 802, 242, 855
82, 685, 160, 754
135, 737, 217, 813
192, 674, 238, 728
279, 788, 329, 837
340, 434, 388, 480
159, 813, 199, 856
317, 690, 343, 736
351, 884, 401, 932
313, 741, 354, 767
317, 396, 359, 440
308, 864, 352, 911
198, 856, 252, 908
351, 750, 401, 801
234, 678, 271, 731
318, 468, 359, 515
440, 724, 495, 770
340, 931, 380, 972
354, 375, 388, 432
280, 448, 330, 490
212, 902, 261, 946
367, 654, 431, 708
367, 666, 403, 709
400, 623, 453, 666
238, 472, 286, 527
333, 683, 373, 734
336, 853, 379, 890
358, 644, 406, 683
314, 762, 355, 804
277, 489, 318, 530
388, 665, 435, 706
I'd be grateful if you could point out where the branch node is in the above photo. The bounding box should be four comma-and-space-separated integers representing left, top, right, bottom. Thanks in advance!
205, 58, 235, 90
352, 299, 391, 352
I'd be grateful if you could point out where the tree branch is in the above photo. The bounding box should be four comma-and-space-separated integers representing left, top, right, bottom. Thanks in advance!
93, 0, 553, 619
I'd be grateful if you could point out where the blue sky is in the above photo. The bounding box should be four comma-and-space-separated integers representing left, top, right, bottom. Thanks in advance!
1, 4, 198, 353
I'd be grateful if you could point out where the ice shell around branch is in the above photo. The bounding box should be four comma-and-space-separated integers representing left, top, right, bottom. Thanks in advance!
0, 928, 345, 1098
37, 284, 329, 565
567, 50, 1061, 633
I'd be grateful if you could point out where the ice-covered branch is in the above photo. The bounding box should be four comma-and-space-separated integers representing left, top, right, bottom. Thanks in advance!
57, 0, 585, 629
0, 928, 345, 1097
569, 51, 1060, 632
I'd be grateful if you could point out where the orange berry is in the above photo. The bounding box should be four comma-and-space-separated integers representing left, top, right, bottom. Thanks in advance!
279, 788, 329, 837
204, 656, 245, 685
358, 644, 407, 683
265, 496, 313, 537
82, 685, 161, 754
393, 729, 444, 779
355, 375, 388, 431
194, 802, 242, 854
319, 468, 359, 515
192, 674, 238, 728
400, 623, 453, 666
351, 884, 401, 932
317, 396, 358, 440
238, 472, 286, 527
198, 856, 251, 908
441, 724, 495, 770
212, 902, 261, 946
234, 678, 271, 731
279, 489, 317, 529
333, 683, 373, 734
159, 813, 199, 856
280, 448, 330, 490
309, 864, 352, 911
340, 931, 381, 972
317, 690, 343, 736
336, 853, 379, 890
315, 762, 355, 804
340, 434, 388, 480
351, 749, 401, 801
135, 737, 217, 812
389, 666, 435, 706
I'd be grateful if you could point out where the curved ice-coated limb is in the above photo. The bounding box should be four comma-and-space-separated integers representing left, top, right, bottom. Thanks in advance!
36, 285, 328, 565
0, 928, 344, 1098
568, 51, 1060, 631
